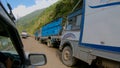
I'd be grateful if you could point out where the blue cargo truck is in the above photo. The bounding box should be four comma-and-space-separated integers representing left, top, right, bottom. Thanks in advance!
37, 18, 63, 47
59, 0, 120, 68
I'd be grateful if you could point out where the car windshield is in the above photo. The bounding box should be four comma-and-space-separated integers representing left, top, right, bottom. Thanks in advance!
0, 36, 18, 54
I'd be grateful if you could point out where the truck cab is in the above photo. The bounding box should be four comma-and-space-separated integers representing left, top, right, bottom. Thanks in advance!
59, 8, 82, 67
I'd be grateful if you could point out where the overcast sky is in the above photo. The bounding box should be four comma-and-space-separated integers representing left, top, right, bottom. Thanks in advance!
1, 0, 58, 18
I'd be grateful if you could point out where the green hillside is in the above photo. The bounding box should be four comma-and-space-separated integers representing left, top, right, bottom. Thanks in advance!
17, 0, 79, 34
17, 8, 45, 33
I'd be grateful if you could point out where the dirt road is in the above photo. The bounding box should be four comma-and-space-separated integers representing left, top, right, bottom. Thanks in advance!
22, 37, 70, 68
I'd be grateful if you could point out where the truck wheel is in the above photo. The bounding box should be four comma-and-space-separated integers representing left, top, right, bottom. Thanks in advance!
61, 46, 77, 67
90, 58, 104, 68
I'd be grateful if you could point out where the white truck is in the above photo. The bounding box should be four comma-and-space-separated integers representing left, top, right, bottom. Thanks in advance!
59, 0, 120, 68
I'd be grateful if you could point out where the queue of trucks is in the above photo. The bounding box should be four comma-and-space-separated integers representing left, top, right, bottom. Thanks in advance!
35, 17, 63, 47
35, 0, 120, 68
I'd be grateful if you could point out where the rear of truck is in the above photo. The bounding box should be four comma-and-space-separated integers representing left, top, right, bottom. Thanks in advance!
40, 18, 63, 47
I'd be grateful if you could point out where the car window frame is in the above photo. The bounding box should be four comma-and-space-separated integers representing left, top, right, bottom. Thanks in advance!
0, 2, 27, 65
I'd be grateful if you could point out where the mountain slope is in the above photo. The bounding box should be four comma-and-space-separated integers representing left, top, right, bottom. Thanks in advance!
17, 0, 79, 34
17, 8, 45, 33
31, 0, 79, 34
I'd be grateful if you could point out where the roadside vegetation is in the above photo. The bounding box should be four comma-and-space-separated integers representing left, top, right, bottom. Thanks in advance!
17, 0, 79, 34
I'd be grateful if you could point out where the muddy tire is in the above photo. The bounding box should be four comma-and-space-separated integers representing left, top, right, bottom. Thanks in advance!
61, 46, 77, 67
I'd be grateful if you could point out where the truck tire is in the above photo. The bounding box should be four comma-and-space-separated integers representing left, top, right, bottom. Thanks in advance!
90, 58, 104, 68
61, 46, 77, 67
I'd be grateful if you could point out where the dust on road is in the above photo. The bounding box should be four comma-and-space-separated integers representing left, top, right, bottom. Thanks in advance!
22, 37, 70, 68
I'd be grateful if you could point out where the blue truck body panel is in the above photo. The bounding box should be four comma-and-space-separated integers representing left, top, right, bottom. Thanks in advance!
41, 18, 63, 37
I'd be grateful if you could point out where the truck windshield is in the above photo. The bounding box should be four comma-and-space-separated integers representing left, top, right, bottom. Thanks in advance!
66, 14, 81, 30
